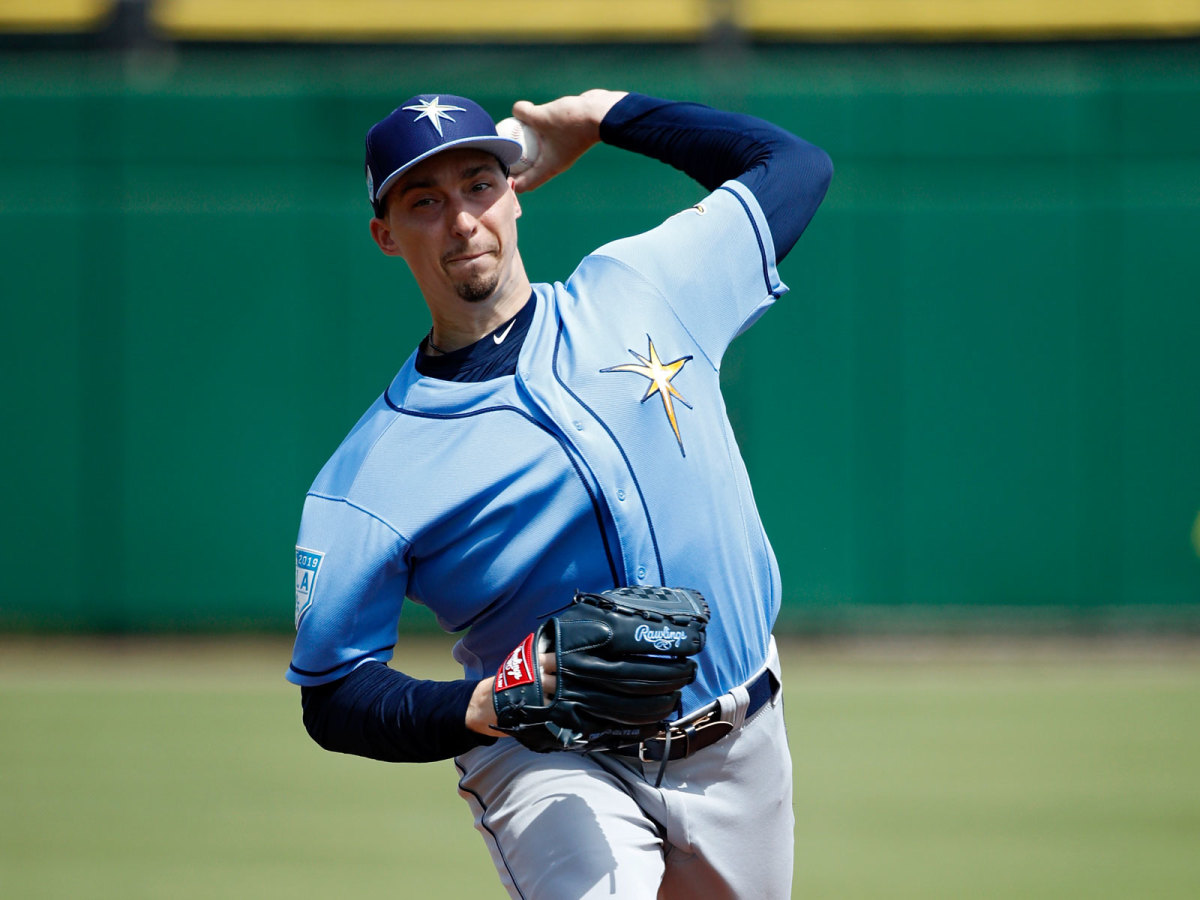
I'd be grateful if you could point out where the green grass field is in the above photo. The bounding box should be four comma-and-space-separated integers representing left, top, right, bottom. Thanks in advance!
1, 636, 1197, 899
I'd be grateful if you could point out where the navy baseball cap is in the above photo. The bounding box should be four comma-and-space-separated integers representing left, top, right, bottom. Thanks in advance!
365, 94, 524, 214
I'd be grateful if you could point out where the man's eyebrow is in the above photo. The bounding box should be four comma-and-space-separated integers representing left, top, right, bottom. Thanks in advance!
397, 163, 501, 196
397, 175, 435, 195
461, 163, 500, 180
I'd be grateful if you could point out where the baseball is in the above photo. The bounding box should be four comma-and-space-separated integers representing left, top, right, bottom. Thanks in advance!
495, 116, 540, 175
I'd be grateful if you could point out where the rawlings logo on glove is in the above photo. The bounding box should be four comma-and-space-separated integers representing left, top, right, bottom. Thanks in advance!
492, 586, 710, 753
496, 634, 536, 691
634, 624, 691, 651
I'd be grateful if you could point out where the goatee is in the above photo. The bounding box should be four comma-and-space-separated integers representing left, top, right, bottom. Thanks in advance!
456, 273, 499, 303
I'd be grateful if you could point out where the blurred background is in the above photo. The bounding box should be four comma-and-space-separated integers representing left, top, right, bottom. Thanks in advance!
1, 2, 1198, 898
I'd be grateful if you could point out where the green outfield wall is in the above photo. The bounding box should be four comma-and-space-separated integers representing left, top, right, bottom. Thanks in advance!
1, 42, 1198, 632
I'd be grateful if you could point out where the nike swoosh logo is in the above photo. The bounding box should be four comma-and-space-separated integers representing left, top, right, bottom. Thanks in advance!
493, 318, 517, 345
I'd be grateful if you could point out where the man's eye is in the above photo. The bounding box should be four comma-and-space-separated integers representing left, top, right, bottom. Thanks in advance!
412, 197, 436, 208
471, 182, 492, 192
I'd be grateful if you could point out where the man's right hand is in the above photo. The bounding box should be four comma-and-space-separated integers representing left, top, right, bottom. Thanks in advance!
508, 89, 629, 194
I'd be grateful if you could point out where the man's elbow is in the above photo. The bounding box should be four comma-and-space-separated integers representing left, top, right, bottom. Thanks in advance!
804, 142, 834, 198
300, 684, 341, 752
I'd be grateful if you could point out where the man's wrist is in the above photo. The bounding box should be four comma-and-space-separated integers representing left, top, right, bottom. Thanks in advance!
581, 89, 630, 129
465, 676, 499, 735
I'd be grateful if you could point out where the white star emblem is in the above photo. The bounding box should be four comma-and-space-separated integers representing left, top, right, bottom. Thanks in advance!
402, 97, 467, 137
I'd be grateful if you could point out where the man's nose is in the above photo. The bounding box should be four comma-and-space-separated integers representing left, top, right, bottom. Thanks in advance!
450, 204, 479, 237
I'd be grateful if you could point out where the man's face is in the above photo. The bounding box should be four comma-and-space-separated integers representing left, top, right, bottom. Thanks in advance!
372, 148, 522, 305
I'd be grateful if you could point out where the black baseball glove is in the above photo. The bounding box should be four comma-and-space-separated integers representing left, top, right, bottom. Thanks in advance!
492, 586, 710, 753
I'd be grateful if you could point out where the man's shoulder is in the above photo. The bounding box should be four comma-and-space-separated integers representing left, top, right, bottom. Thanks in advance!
308, 356, 531, 502
581, 181, 763, 271
309, 393, 409, 499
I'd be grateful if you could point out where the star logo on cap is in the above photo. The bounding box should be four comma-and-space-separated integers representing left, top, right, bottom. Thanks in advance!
402, 97, 467, 137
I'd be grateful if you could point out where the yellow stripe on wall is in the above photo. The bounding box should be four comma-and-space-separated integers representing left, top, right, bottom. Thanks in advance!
0, 0, 113, 31
741, 0, 1200, 40
11, 0, 1185, 41
151, 0, 710, 41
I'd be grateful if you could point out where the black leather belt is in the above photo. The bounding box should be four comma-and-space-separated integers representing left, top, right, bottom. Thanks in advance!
616, 667, 777, 763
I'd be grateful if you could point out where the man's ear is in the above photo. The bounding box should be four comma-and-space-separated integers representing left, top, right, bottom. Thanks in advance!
510, 179, 522, 220
370, 217, 404, 257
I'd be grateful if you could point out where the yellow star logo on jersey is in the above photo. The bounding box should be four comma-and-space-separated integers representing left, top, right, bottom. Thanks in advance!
601, 337, 694, 456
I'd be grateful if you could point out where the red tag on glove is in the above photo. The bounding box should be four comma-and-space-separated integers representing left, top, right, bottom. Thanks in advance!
496, 633, 536, 691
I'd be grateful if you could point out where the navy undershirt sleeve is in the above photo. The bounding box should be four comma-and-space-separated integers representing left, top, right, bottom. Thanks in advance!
301, 661, 496, 762
599, 93, 832, 262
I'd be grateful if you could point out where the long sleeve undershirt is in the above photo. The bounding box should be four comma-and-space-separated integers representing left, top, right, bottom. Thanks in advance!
599, 93, 832, 262
298, 93, 832, 763
301, 661, 486, 762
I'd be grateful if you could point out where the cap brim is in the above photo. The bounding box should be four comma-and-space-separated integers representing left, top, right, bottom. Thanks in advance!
374, 135, 524, 204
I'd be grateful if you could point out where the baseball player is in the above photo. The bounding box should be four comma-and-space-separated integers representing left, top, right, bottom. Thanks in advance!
289, 88, 832, 898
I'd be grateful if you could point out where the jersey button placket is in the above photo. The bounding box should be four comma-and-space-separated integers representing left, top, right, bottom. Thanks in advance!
523, 366, 659, 588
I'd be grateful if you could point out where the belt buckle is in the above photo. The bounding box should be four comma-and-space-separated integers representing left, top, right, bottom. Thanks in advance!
638, 708, 727, 763
638, 729, 689, 763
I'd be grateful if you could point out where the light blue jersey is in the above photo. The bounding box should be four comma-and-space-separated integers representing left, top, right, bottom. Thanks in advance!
289, 179, 787, 715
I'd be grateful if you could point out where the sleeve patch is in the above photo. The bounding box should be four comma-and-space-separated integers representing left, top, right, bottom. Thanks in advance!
294, 547, 324, 628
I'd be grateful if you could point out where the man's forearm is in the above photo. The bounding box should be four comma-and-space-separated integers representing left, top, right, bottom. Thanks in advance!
301, 661, 495, 763
599, 93, 833, 261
